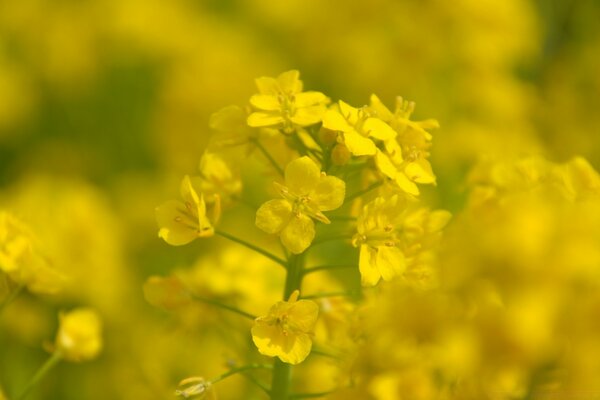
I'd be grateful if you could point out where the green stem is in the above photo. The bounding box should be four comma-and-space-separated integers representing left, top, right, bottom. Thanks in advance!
215, 230, 287, 267
302, 264, 356, 276
300, 291, 358, 300
0, 283, 24, 316
253, 139, 284, 176
345, 180, 383, 202
211, 364, 272, 385
190, 294, 256, 320
242, 372, 271, 396
290, 389, 337, 399
270, 254, 304, 400
16, 352, 62, 400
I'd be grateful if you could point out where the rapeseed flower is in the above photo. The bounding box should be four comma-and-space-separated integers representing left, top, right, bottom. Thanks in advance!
251, 290, 319, 365
255, 156, 345, 254
156, 175, 221, 246
323, 100, 396, 157
247, 70, 329, 133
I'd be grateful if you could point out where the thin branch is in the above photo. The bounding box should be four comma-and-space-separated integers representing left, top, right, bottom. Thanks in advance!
215, 230, 286, 267
302, 264, 356, 276
210, 364, 273, 385
252, 138, 284, 176
190, 294, 256, 320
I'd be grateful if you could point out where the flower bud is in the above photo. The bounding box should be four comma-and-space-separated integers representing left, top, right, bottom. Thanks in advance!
332, 143, 351, 166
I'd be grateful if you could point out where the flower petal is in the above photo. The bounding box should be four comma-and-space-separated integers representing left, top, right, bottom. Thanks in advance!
250, 94, 280, 111
312, 176, 345, 211
369, 94, 394, 121
363, 117, 396, 141
281, 214, 315, 254
285, 156, 321, 195
289, 300, 319, 332
376, 246, 406, 282
374, 150, 398, 179
405, 160, 436, 184
277, 70, 302, 93
359, 245, 381, 286
247, 112, 285, 128
295, 91, 328, 107
322, 110, 352, 132
344, 131, 376, 156
395, 173, 420, 196
290, 105, 326, 126
255, 199, 292, 234
156, 200, 198, 246
255, 76, 279, 95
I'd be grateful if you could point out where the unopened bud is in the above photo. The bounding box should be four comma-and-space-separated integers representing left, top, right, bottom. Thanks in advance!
332, 144, 351, 166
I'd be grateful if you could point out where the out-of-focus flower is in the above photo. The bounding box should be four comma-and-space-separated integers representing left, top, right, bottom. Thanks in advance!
352, 195, 451, 286
0, 211, 64, 294
143, 275, 191, 310
251, 290, 319, 365
255, 156, 345, 253
197, 152, 242, 204
55, 308, 103, 362
247, 70, 329, 133
156, 175, 221, 246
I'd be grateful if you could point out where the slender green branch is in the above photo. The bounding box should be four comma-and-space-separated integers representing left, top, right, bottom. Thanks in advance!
215, 230, 287, 267
16, 351, 63, 400
290, 389, 337, 399
300, 291, 358, 300
252, 138, 284, 176
190, 294, 256, 320
211, 364, 273, 385
242, 372, 271, 396
345, 180, 384, 202
0, 283, 24, 315
302, 264, 356, 276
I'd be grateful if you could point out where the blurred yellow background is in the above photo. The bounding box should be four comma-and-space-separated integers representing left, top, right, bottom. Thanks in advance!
1, 0, 599, 399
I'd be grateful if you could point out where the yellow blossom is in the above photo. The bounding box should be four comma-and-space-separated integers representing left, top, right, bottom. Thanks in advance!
156, 175, 221, 246
55, 308, 103, 362
255, 156, 345, 254
175, 377, 216, 399
247, 70, 329, 133
369, 95, 439, 195
197, 152, 242, 203
352, 195, 451, 286
251, 290, 319, 365
322, 100, 396, 157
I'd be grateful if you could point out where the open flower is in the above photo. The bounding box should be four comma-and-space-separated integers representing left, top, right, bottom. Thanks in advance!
255, 156, 345, 254
369, 95, 439, 195
352, 195, 451, 286
251, 290, 319, 365
322, 100, 396, 157
247, 70, 329, 133
156, 176, 221, 246
55, 308, 103, 362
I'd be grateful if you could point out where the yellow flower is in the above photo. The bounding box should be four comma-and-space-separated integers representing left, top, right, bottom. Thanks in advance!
322, 100, 396, 157
352, 195, 451, 286
156, 175, 221, 246
55, 308, 103, 362
369, 95, 439, 196
251, 290, 319, 365
175, 377, 216, 399
247, 70, 329, 133
255, 156, 345, 254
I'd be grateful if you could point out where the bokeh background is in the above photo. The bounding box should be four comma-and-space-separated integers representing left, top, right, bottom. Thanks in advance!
1, 0, 599, 399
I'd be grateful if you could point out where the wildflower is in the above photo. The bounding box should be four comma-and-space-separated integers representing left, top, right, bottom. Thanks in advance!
156, 175, 221, 246
255, 156, 345, 254
251, 290, 319, 365
369, 95, 439, 195
55, 308, 103, 362
352, 195, 451, 286
322, 100, 396, 157
247, 70, 329, 133
143, 275, 191, 310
